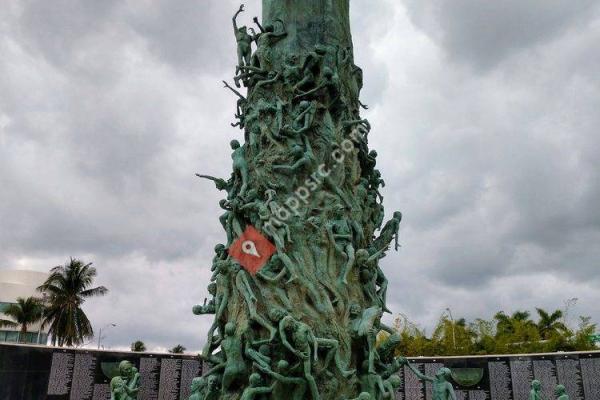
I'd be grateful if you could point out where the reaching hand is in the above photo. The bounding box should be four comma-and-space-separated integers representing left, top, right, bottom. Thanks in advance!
238, 4, 245, 13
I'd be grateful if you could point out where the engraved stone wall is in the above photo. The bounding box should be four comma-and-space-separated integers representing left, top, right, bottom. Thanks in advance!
1, 344, 598, 400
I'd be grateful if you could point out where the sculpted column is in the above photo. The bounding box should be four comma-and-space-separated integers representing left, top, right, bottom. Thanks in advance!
193, 2, 403, 399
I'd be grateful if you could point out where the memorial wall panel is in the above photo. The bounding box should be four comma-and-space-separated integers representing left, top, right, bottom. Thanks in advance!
0, 344, 199, 400
1, 344, 599, 400
396, 352, 600, 400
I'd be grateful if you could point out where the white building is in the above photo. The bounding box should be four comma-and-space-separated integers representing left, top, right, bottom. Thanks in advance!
0, 269, 49, 344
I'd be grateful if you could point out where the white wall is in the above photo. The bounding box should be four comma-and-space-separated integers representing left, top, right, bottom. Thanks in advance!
0, 270, 49, 334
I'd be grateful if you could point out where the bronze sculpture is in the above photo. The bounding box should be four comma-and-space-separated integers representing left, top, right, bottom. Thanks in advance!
193, 1, 404, 398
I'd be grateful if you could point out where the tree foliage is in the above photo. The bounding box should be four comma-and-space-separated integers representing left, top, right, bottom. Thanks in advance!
0, 296, 44, 342
37, 258, 108, 347
390, 308, 598, 357
131, 340, 147, 352
169, 344, 186, 354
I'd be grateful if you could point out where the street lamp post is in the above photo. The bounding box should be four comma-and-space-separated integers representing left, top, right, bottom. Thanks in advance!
446, 307, 456, 350
563, 297, 578, 329
97, 323, 117, 349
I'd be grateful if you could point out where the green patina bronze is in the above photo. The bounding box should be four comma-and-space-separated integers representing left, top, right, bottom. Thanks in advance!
450, 368, 484, 387
110, 360, 140, 400
192, 1, 404, 399
403, 360, 457, 400
555, 385, 569, 400
530, 380, 543, 400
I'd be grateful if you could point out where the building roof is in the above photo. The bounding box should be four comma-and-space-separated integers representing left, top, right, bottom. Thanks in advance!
0, 270, 48, 303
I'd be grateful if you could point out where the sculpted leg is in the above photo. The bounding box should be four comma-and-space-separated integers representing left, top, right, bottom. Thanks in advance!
339, 243, 356, 284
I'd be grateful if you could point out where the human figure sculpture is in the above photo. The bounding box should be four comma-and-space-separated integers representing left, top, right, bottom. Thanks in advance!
254, 360, 307, 400
234, 65, 269, 89
240, 373, 274, 400
193, 282, 217, 315
264, 189, 293, 246
371, 211, 402, 253
555, 385, 569, 400
327, 217, 356, 285
232, 263, 277, 340
188, 377, 206, 400
223, 80, 247, 128
203, 374, 221, 400
283, 54, 302, 87
203, 259, 231, 357
296, 66, 341, 105
219, 198, 244, 245
195, 174, 232, 194
233, 4, 253, 76
283, 100, 317, 137
382, 375, 402, 399
231, 140, 249, 199
355, 248, 389, 312
369, 169, 385, 202
241, 195, 290, 250
255, 254, 294, 309
279, 314, 354, 397
276, 313, 320, 400
110, 361, 140, 400
293, 46, 328, 93
249, 17, 287, 71
244, 338, 271, 369
530, 380, 546, 400
217, 322, 248, 393
276, 136, 353, 208
376, 335, 402, 372
273, 144, 308, 174
262, 216, 291, 251
210, 244, 227, 277
349, 304, 383, 374
253, 71, 280, 91
358, 359, 386, 400
363, 150, 378, 177
404, 361, 457, 400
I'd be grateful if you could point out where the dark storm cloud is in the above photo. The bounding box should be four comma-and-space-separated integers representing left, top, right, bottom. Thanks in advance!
1, 0, 599, 350
402, 0, 600, 70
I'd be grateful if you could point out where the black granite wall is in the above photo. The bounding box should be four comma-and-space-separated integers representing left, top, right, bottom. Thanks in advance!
400, 352, 600, 400
0, 343, 201, 400
1, 343, 599, 400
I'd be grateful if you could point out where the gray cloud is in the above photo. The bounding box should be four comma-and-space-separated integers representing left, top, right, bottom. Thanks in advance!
1, 0, 599, 351
402, 0, 600, 70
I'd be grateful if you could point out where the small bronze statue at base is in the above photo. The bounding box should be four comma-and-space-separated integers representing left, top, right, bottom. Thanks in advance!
110, 360, 140, 400
403, 359, 457, 400
555, 385, 569, 400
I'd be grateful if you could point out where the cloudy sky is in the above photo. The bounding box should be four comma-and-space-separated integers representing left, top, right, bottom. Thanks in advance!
1, 0, 599, 352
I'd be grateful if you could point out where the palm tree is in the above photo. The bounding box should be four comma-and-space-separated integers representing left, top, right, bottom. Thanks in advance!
37, 258, 108, 347
131, 340, 146, 352
494, 310, 534, 336
536, 308, 569, 339
169, 344, 186, 354
0, 297, 44, 343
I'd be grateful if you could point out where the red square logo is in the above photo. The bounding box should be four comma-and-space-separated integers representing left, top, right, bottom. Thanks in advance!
229, 226, 276, 275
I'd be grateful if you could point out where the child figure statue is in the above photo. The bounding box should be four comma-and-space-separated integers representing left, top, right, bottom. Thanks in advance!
530, 380, 546, 400
110, 361, 140, 400
555, 385, 569, 400
402, 359, 457, 400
